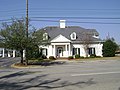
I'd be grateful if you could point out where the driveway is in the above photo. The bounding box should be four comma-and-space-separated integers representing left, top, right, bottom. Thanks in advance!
0, 59, 120, 90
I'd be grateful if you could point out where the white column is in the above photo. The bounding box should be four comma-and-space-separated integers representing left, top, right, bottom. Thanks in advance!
65, 44, 67, 51
77, 48, 78, 55
65, 44, 67, 57
8, 51, 11, 57
53, 45, 56, 57
69, 44, 71, 56
13, 50, 15, 58
23, 50, 25, 58
2, 48, 5, 58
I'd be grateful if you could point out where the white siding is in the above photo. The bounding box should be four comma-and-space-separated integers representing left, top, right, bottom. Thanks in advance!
73, 43, 103, 57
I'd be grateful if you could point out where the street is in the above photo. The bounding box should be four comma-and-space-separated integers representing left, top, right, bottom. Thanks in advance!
0, 58, 120, 90
0, 57, 20, 68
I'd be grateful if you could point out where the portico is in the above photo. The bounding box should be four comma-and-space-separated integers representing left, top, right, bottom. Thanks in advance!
51, 42, 71, 58
50, 34, 72, 58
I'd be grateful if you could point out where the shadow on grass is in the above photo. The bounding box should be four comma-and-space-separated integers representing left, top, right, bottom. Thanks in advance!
28, 61, 66, 66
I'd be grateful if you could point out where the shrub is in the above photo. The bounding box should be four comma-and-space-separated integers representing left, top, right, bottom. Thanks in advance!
96, 56, 101, 58
41, 55, 47, 59
80, 56, 84, 59
38, 57, 43, 61
90, 54, 96, 58
75, 54, 80, 59
84, 57, 89, 59
103, 39, 118, 57
68, 56, 74, 60
49, 56, 56, 60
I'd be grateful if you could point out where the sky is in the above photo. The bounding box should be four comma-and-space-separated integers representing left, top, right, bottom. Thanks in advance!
0, 0, 120, 44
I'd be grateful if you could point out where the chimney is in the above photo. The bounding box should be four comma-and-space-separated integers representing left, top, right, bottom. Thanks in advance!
60, 20, 66, 28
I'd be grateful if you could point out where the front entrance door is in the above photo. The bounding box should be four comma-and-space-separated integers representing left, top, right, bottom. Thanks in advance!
57, 47, 63, 57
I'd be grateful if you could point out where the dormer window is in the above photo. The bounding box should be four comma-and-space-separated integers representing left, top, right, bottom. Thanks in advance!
93, 33, 99, 39
70, 32, 76, 40
43, 33, 48, 40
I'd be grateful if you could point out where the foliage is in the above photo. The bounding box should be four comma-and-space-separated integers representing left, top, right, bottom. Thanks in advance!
103, 39, 118, 57
49, 56, 56, 60
41, 55, 47, 59
32, 29, 49, 46
75, 54, 80, 59
80, 56, 85, 59
0, 19, 29, 63
80, 32, 94, 57
95, 56, 101, 58
68, 56, 74, 60
27, 45, 41, 60
0, 18, 45, 64
90, 54, 96, 58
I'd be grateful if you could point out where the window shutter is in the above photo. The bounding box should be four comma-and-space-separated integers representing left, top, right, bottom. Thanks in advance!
93, 48, 95, 55
46, 49, 48, 55
78, 48, 80, 55
73, 48, 75, 55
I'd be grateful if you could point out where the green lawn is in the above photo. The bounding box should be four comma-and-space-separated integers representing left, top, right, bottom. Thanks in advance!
76, 56, 120, 61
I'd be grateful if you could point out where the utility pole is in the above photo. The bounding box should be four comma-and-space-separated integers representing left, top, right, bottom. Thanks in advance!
26, 0, 28, 64
26, 0, 28, 37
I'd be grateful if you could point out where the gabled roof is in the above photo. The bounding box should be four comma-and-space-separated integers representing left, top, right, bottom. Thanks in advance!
51, 34, 71, 43
38, 26, 102, 42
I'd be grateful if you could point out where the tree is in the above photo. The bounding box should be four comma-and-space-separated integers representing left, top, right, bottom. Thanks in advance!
0, 19, 34, 64
26, 30, 45, 60
103, 39, 118, 57
80, 31, 93, 57
31, 29, 49, 57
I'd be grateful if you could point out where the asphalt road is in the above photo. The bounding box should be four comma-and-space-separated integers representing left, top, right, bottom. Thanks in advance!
0, 59, 120, 90
0, 57, 20, 68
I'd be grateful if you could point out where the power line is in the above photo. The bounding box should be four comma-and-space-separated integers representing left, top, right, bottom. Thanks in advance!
28, 8, 120, 11
0, 9, 25, 12
1, 8, 120, 12
0, 19, 12, 22
31, 19, 120, 24
30, 17, 120, 20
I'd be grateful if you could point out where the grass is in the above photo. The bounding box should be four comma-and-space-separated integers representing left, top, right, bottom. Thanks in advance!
13, 59, 55, 67
13, 56, 120, 68
76, 56, 120, 61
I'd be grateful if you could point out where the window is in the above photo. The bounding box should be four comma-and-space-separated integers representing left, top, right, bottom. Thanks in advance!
43, 33, 48, 40
70, 32, 76, 40
88, 48, 95, 55
72, 48, 80, 55
41, 48, 48, 56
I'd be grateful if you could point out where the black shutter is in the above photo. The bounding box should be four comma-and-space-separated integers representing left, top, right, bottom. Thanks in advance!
73, 48, 75, 55
46, 49, 47, 55
93, 48, 95, 55
78, 48, 80, 55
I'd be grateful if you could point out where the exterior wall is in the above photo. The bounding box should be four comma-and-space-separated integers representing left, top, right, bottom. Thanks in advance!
40, 42, 103, 58
0, 48, 17, 58
73, 43, 103, 57
39, 43, 71, 58
89, 43, 103, 57
72, 44, 86, 57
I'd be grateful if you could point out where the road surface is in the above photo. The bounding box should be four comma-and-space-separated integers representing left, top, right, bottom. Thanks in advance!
0, 57, 20, 68
0, 59, 120, 90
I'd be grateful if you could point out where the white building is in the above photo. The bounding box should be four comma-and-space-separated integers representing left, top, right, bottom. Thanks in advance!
38, 20, 103, 58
